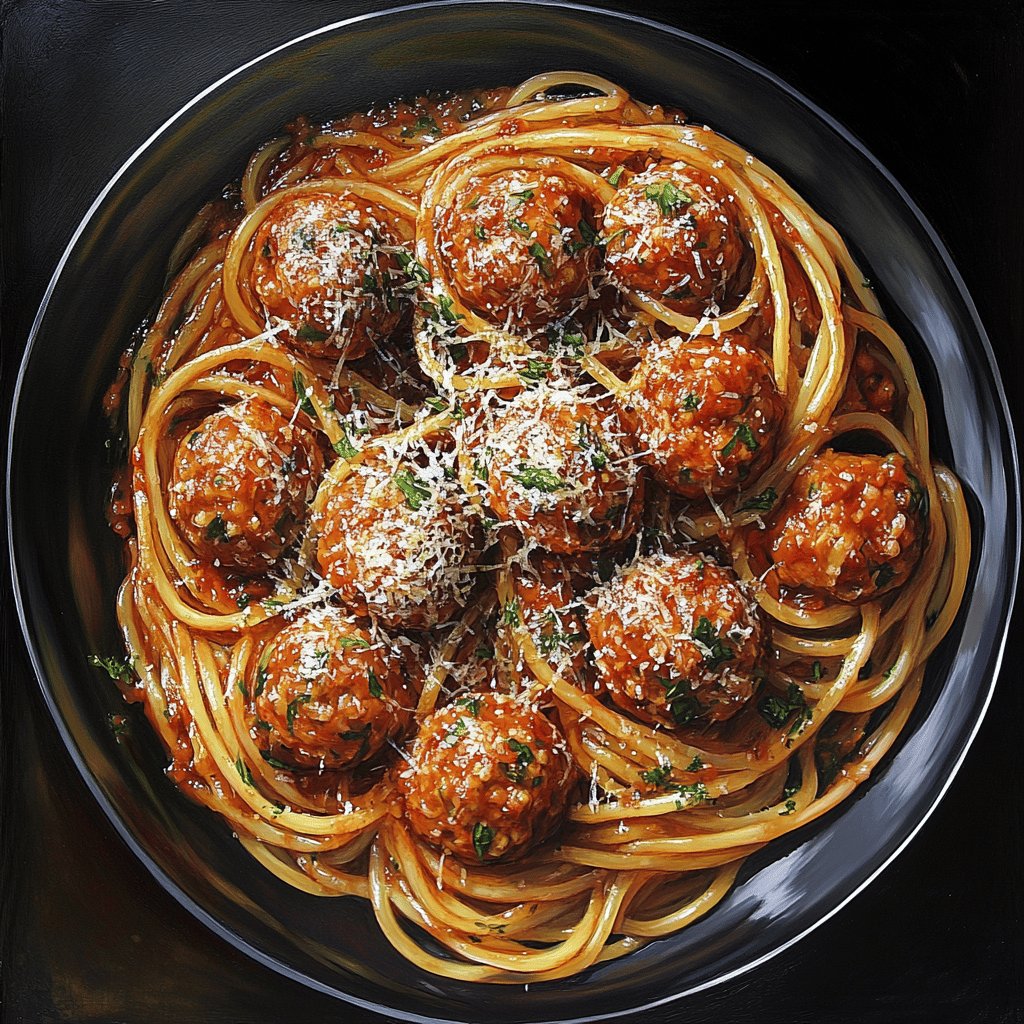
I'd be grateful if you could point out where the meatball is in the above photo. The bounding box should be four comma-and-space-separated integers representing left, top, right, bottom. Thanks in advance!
479, 386, 644, 554
250, 191, 408, 358
766, 450, 927, 603
252, 607, 413, 771
586, 552, 765, 726
602, 161, 745, 317
436, 167, 598, 328
315, 450, 483, 629
168, 397, 323, 572
397, 693, 576, 863
620, 333, 783, 497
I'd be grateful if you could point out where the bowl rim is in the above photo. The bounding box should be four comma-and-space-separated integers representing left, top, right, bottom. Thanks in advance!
6, 1, 1021, 1020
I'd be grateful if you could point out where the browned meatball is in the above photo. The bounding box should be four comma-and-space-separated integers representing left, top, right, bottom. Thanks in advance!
620, 333, 783, 497
168, 397, 323, 572
602, 162, 745, 316
396, 693, 576, 863
315, 450, 483, 629
436, 167, 598, 329
586, 552, 765, 726
252, 607, 413, 771
479, 386, 644, 553
766, 451, 927, 603
250, 192, 409, 358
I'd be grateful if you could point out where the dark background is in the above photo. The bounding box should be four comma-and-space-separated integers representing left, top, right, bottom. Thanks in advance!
1, 1, 1021, 1021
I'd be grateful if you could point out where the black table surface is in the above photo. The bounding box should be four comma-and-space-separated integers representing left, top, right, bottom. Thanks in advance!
1, 2, 1021, 1021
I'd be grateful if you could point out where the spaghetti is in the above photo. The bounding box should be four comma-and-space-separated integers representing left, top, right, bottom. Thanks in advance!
96, 73, 971, 983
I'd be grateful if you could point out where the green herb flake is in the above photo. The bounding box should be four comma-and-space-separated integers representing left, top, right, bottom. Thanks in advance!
296, 322, 329, 343
509, 463, 569, 493
473, 224, 487, 240
500, 600, 521, 628
442, 719, 468, 747
292, 369, 316, 415
737, 487, 778, 513
395, 249, 431, 284
720, 422, 759, 457
332, 424, 360, 459
528, 241, 553, 278
400, 114, 440, 139
205, 514, 230, 543
608, 166, 625, 187
456, 696, 482, 716
393, 469, 432, 511
519, 358, 552, 383
235, 755, 254, 787
691, 616, 735, 670
472, 822, 495, 860
508, 216, 532, 238
367, 668, 383, 699
88, 653, 134, 684
501, 738, 535, 783
758, 682, 812, 743
644, 180, 692, 216
286, 694, 312, 733
779, 798, 797, 816
338, 635, 371, 651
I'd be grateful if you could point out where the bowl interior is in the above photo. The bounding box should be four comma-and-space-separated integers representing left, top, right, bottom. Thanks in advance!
8, 4, 1018, 1022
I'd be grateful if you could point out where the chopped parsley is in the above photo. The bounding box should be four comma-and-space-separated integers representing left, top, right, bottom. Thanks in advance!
442, 719, 468, 747
509, 188, 534, 204
528, 241, 553, 278
758, 682, 812, 743
685, 755, 704, 772
205, 514, 229, 543
337, 634, 370, 650
644, 180, 692, 216
367, 668, 383, 699
720, 422, 759, 457
691, 616, 734, 670
681, 392, 701, 412
455, 695, 482, 716
577, 218, 600, 248
873, 564, 896, 588
500, 599, 521, 628
393, 469, 432, 510
286, 694, 311, 733
235, 756, 254, 787
472, 822, 495, 860
809, 660, 824, 682
659, 678, 703, 725
508, 216, 532, 237
737, 487, 778, 513
779, 798, 797, 816
332, 424, 360, 459
577, 420, 609, 471
292, 370, 316, 415
473, 224, 487, 240
296, 322, 329, 343
259, 750, 291, 771
395, 250, 430, 284
501, 738, 535, 783
400, 114, 440, 138
510, 463, 569, 492
88, 653, 134, 684
608, 166, 625, 187
519, 357, 552, 382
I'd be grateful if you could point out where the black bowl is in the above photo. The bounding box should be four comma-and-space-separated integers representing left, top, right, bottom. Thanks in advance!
7, 3, 1019, 1021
